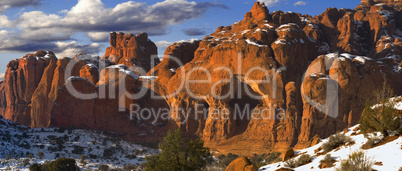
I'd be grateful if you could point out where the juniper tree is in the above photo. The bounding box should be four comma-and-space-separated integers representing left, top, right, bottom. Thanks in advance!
359, 82, 400, 136
143, 129, 211, 171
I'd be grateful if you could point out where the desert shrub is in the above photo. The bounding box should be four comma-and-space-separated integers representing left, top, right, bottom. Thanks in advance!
22, 132, 28, 138
27, 153, 33, 158
123, 164, 138, 170
265, 152, 281, 164
80, 155, 86, 163
125, 154, 137, 159
57, 127, 66, 133
140, 142, 159, 149
297, 154, 311, 166
19, 141, 31, 149
30, 158, 77, 171
217, 153, 239, 167
322, 133, 352, 153
336, 151, 373, 171
89, 154, 98, 159
73, 135, 80, 142
50, 158, 77, 171
103, 147, 116, 159
284, 158, 298, 168
250, 153, 268, 168
23, 159, 30, 166
29, 163, 41, 171
98, 164, 109, 171
359, 82, 400, 136
284, 154, 311, 168
364, 133, 384, 148
319, 154, 336, 165
143, 129, 211, 171
72, 145, 84, 154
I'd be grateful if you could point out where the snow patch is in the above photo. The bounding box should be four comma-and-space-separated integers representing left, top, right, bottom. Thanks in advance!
107, 65, 139, 80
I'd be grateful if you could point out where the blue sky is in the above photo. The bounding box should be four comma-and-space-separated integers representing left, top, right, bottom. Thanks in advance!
0, 0, 361, 76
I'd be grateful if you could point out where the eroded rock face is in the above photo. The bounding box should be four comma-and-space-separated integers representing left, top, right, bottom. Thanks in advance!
150, 1, 402, 153
147, 39, 201, 95
103, 32, 160, 73
296, 53, 395, 147
0, 51, 56, 125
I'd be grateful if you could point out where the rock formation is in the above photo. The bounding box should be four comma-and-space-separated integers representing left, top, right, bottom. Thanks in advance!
103, 32, 160, 73
225, 157, 258, 171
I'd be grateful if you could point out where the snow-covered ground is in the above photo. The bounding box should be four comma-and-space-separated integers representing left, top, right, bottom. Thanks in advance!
259, 96, 402, 171
259, 127, 401, 171
0, 116, 158, 170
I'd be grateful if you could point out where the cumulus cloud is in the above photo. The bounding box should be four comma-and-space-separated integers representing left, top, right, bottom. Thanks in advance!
0, 0, 40, 13
258, 0, 286, 7
0, 15, 13, 28
87, 32, 109, 42
0, 0, 226, 55
54, 41, 102, 57
294, 1, 306, 6
182, 28, 207, 36
155, 41, 174, 48
0, 73, 4, 80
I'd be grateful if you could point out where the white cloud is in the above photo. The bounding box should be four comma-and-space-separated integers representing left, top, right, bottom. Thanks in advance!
87, 32, 109, 42
294, 1, 306, 6
0, 15, 13, 28
258, 0, 285, 7
0, 73, 5, 81
0, 0, 40, 13
54, 41, 101, 58
0, 0, 226, 54
155, 41, 174, 48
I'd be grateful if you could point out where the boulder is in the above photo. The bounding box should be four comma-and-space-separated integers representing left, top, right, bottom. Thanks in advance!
281, 148, 294, 161
225, 157, 258, 171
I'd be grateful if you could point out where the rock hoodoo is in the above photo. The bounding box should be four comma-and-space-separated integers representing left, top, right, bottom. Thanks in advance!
103, 32, 160, 73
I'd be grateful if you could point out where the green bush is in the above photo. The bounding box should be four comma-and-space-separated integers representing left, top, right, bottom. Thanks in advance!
143, 129, 211, 171
49, 158, 77, 171
359, 82, 400, 137
98, 164, 109, 171
103, 147, 116, 159
123, 164, 138, 170
23, 159, 30, 166
217, 153, 238, 167
29, 158, 77, 171
322, 133, 352, 153
125, 154, 137, 159
37, 152, 44, 159
337, 151, 373, 171
29, 163, 41, 171
250, 153, 268, 168
265, 152, 281, 164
